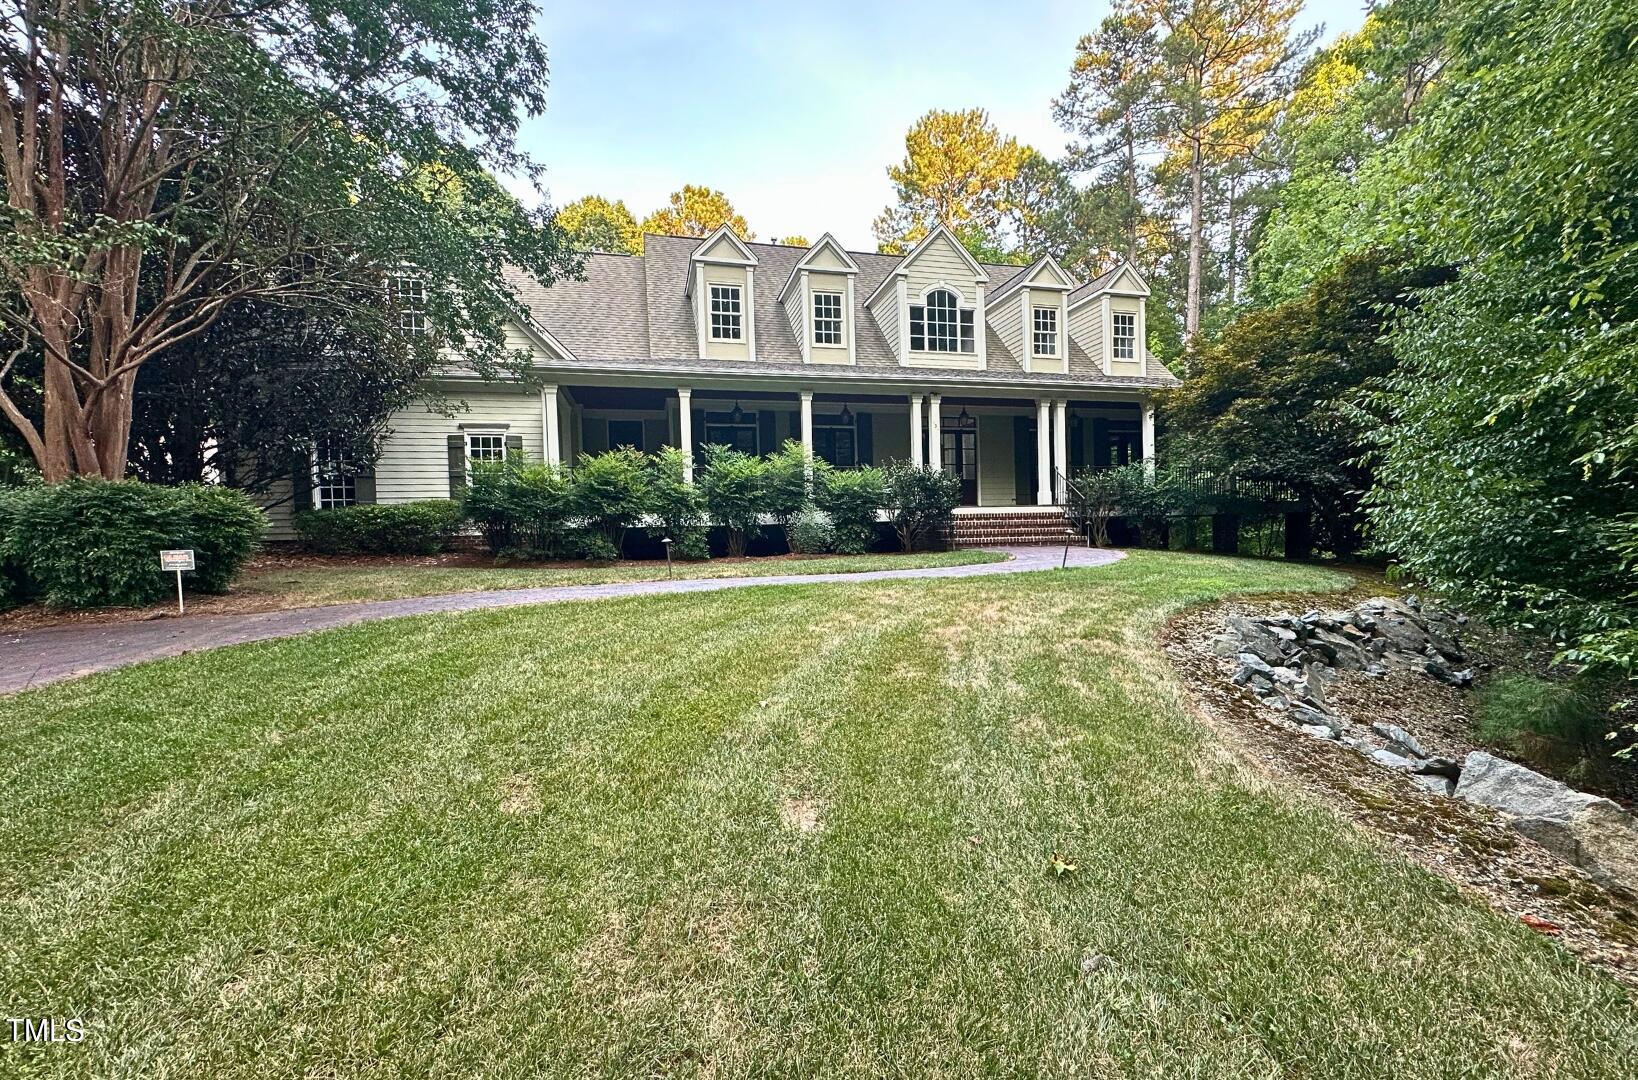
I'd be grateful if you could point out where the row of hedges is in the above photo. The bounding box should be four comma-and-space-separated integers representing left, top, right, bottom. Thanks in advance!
450, 444, 962, 561
293, 500, 465, 556
0, 480, 265, 609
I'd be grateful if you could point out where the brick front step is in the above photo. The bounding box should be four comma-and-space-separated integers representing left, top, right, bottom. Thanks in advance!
951, 509, 1078, 547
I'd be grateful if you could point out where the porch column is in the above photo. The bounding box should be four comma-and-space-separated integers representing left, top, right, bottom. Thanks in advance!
1142, 399, 1157, 477
542, 384, 561, 466
909, 394, 924, 468
927, 394, 943, 470
678, 386, 694, 483
1052, 399, 1069, 504
799, 390, 815, 479
1036, 400, 1052, 505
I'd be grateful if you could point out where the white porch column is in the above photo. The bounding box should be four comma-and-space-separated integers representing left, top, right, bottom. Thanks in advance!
927, 394, 943, 470
799, 390, 815, 478
678, 386, 694, 483
1052, 399, 1069, 503
1142, 398, 1157, 477
1035, 399, 1052, 506
542, 384, 561, 466
909, 394, 924, 468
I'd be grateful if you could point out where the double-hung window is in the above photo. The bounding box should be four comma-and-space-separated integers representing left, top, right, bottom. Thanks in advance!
709, 283, 742, 340
812, 291, 843, 346
1112, 312, 1136, 360
1032, 307, 1059, 357
312, 439, 357, 509
908, 289, 975, 354
466, 431, 507, 467
393, 274, 427, 335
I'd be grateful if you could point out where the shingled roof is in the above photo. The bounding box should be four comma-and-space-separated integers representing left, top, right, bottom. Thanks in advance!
506, 235, 1176, 385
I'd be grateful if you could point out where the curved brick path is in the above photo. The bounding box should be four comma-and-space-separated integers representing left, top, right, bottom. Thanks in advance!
0, 546, 1124, 694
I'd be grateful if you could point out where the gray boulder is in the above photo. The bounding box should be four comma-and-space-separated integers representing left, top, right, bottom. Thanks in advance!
1371, 748, 1418, 771
1413, 756, 1462, 780
1371, 722, 1428, 760
1299, 723, 1337, 740
1453, 752, 1632, 871
1410, 773, 1455, 797
1567, 802, 1638, 894
1453, 752, 1607, 821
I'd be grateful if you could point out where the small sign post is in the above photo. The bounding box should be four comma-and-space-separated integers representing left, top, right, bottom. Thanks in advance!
159, 549, 195, 615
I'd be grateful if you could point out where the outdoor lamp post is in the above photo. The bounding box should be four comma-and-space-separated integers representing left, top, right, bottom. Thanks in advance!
662, 536, 674, 579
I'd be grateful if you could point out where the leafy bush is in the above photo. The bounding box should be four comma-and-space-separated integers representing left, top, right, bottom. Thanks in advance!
1065, 465, 1138, 547
882, 462, 960, 552
0, 488, 30, 610
787, 505, 836, 555
294, 500, 463, 556
698, 446, 767, 558
0, 479, 264, 608
570, 531, 620, 563
763, 440, 826, 526
647, 446, 709, 560
571, 447, 649, 553
1477, 673, 1613, 763
818, 467, 886, 554
464, 457, 575, 556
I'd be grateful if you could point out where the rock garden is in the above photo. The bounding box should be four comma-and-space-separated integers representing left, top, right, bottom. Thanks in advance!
1167, 589, 1638, 988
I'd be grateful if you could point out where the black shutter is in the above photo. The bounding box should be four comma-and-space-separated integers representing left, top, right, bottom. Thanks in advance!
291, 450, 313, 513
757, 411, 775, 456
505, 433, 524, 458
856, 412, 874, 465
447, 434, 467, 495
353, 469, 377, 505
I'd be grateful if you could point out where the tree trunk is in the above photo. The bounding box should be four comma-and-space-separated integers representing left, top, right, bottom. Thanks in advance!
1185, 133, 1204, 360
1225, 174, 1239, 309
1123, 117, 1139, 263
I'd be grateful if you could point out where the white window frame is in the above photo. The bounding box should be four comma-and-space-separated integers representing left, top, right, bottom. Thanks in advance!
1032, 306, 1059, 358
812, 290, 843, 346
393, 274, 428, 335
311, 439, 357, 510
464, 430, 508, 477
1112, 311, 1137, 360
708, 282, 743, 341
908, 288, 975, 354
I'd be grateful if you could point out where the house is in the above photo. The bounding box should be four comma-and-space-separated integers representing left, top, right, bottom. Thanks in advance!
271, 224, 1177, 538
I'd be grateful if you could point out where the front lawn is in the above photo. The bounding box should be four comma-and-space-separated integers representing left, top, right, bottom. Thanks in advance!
2, 551, 1633, 1077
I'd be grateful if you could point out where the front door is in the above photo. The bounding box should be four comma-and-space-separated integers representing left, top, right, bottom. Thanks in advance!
942, 428, 978, 505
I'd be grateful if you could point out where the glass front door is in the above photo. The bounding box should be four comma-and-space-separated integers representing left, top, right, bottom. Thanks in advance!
942, 428, 978, 505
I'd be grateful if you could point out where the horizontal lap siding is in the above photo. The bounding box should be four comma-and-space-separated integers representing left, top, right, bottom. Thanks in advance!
977, 414, 1015, 506
376, 388, 544, 502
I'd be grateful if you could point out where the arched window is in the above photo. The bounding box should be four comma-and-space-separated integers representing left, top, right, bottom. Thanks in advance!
909, 288, 975, 354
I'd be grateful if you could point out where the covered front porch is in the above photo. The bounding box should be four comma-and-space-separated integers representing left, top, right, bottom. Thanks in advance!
536, 380, 1158, 508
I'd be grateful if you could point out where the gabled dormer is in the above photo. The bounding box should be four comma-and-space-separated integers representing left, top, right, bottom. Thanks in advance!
685, 225, 758, 361
777, 233, 861, 365
985, 254, 1074, 374
1067, 259, 1150, 376
865, 224, 990, 368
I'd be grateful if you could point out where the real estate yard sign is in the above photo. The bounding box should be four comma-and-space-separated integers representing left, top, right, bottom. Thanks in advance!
160, 549, 194, 614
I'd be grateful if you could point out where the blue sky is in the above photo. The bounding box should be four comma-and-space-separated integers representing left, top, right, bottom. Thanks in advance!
518, 1, 1370, 250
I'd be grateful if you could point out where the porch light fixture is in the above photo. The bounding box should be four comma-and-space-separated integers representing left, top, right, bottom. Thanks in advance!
838, 403, 853, 424
728, 400, 744, 423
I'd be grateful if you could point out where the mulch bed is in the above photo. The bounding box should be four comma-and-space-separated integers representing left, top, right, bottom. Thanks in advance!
1163, 588, 1638, 992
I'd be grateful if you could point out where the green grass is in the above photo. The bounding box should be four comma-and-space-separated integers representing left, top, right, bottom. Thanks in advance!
232, 549, 1002, 607
2, 551, 1633, 1077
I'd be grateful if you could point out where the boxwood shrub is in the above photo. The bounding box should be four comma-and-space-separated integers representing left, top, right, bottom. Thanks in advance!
294, 500, 464, 556
0, 480, 265, 608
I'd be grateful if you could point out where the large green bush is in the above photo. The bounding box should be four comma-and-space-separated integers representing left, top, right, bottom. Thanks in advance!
464, 457, 575, 557
818, 467, 886, 554
294, 500, 463, 556
647, 447, 709, 560
698, 446, 767, 558
763, 440, 826, 526
787, 505, 835, 555
0, 487, 30, 610
882, 462, 960, 553
571, 448, 650, 552
0, 480, 265, 608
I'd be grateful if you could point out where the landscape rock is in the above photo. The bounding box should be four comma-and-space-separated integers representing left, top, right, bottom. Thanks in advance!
1371, 722, 1428, 760
1453, 752, 1609, 821
1412, 756, 1463, 780
1410, 773, 1455, 797
1567, 802, 1638, 894
1371, 748, 1418, 771
1299, 723, 1337, 740
1454, 751, 1635, 873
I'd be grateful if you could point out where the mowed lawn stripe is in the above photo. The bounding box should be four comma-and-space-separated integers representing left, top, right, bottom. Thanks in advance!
1, 552, 1634, 1078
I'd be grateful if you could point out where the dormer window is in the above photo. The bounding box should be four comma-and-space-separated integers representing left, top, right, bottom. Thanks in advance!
812, 291, 843, 345
909, 289, 975, 354
393, 274, 427, 335
1112, 311, 1136, 360
709, 283, 742, 340
1032, 307, 1059, 357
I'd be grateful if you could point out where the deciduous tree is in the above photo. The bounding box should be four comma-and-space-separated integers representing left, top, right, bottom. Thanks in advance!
557, 195, 642, 255
872, 108, 1027, 254
640, 185, 753, 239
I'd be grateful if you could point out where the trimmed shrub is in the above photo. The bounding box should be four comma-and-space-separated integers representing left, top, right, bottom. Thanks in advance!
571, 531, 620, 563
0, 487, 29, 610
294, 500, 463, 556
882, 461, 960, 552
464, 457, 575, 556
763, 440, 828, 526
648, 446, 709, 560
819, 467, 886, 555
0, 479, 264, 608
787, 505, 836, 555
572, 448, 649, 553
698, 446, 768, 558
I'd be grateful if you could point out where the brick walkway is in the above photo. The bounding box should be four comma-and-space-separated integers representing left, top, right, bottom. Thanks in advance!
0, 546, 1124, 694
